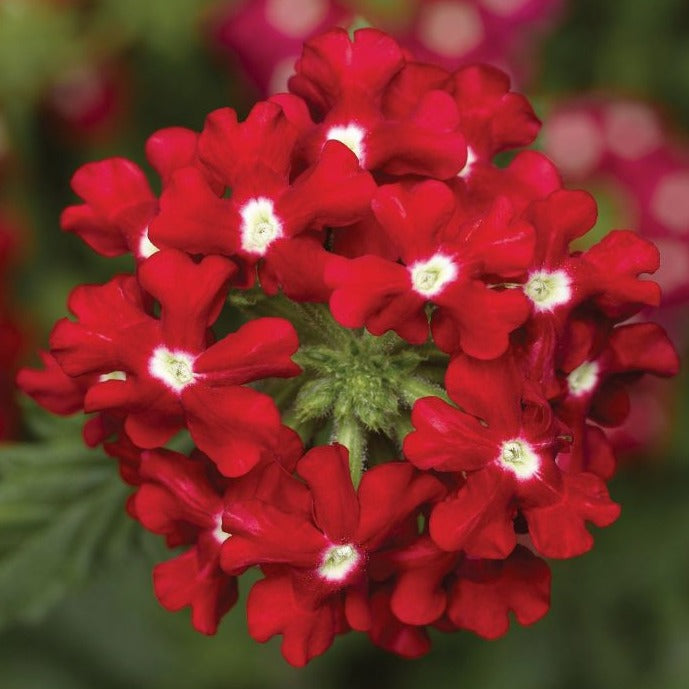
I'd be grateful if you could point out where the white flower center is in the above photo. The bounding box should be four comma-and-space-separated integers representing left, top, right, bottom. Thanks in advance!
325, 124, 366, 165
318, 543, 361, 582
498, 439, 540, 480
239, 197, 283, 255
524, 269, 572, 311
138, 226, 159, 259
409, 253, 459, 297
98, 370, 127, 382
457, 146, 478, 179
148, 347, 196, 392
212, 514, 231, 544
567, 360, 600, 396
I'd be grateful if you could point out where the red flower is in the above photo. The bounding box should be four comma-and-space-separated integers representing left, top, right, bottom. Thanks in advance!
289, 29, 467, 179
384, 62, 540, 180
327, 181, 533, 357
405, 352, 619, 558
60, 127, 206, 261
554, 316, 680, 477
48, 249, 300, 476
133, 438, 301, 634
445, 545, 551, 639
220, 444, 443, 664
151, 99, 375, 298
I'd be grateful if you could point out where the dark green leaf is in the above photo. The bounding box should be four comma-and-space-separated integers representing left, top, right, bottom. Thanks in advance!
0, 420, 137, 629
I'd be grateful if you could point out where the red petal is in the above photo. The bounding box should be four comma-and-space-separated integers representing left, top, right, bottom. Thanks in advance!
259, 237, 332, 302
444, 352, 522, 432
16, 351, 86, 414
145, 126, 199, 184
298, 444, 359, 541
609, 322, 680, 378
278, 141, 375, 234
528, 189, 597, 265
383, 62, 452, 119
183, 385, 283, 477
220, 500, 324, 572
150, 167, 238, 255
247, 574, 340, 667
368, 587, 431, 659
356, 462, 445, 547
366, 111, 466, 179
432, 281, 530, 359
405, 396, 496, 472
448, 546, 550, 639
583, 231, 662, 317
327, 254, 416, 330
525, 472, 621, 558
430, 469, 515, 557
153, 548, 238, 635
289, 28, 404, 113
196, 317, 300, 385
139, 250, 235, 351
371, 180, 455, 261
137, 448, 222, 528
67, 157, 154, 220
60, 204, 129, 257
391, 560, 448, 626
199, 102, 297, 185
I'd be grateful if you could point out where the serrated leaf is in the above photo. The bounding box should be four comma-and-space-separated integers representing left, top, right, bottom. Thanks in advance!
0, 426, 138, 629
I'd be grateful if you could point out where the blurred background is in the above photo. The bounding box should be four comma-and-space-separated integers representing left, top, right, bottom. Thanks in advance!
0, 1, 688, 687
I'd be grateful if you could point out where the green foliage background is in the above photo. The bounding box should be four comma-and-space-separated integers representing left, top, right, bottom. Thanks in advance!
1, 1, 688, 687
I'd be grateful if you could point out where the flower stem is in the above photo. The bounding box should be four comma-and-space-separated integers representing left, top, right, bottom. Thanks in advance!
333, 414, 366, 489
399, 376, 451, 407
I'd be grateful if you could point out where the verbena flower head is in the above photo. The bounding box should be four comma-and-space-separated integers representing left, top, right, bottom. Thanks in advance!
18, 27, 679, 667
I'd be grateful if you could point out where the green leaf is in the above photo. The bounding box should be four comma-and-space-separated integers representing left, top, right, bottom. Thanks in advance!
0, 425, 137, 629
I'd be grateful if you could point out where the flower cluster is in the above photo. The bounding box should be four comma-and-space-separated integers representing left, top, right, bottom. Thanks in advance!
18, 28, 679, 666
212, 0, 564, 95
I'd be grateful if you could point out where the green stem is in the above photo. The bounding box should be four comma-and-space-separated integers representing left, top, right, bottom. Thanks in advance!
300, 302, 353, 347
399, 376, 451, 407
392, 415, 414, 449
333, 415, 366, 489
